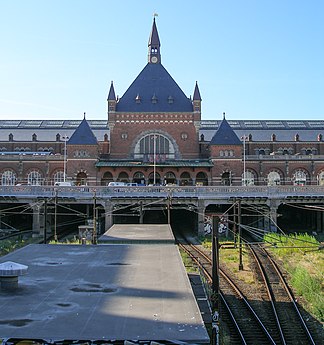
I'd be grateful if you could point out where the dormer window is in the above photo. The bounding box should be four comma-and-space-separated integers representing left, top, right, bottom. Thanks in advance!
151, 94, 158, 104
135, 94, 141, 104
168, 96, 174, 104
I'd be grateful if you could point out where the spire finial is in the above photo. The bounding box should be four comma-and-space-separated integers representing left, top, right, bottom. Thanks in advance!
223, 112, 226, 119
83, 112, 86, 119
148, 15, 161, 64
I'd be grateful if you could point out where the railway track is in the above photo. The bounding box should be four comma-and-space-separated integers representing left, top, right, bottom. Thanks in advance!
247, 242, 316, 345
178, 238, 318, 345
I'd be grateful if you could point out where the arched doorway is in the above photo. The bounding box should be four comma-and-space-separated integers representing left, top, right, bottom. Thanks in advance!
117, 172, 129, 183
76, 171, 87, 186
164, 171, 177, 185
179, 172, 193, 186
221, 172, 231, 186
133, 172, 146, 185
101, 172, 113, 186
148, 172, 161, 185
196, 172, 208, 186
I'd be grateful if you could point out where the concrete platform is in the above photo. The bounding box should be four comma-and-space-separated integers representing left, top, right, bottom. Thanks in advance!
0, 244, 209, 343
99, 224, 175, 244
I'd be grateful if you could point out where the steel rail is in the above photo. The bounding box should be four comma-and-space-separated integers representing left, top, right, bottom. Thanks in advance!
179, 242, 277, 345
248, 243, 286, 345
261, 245, 316, 345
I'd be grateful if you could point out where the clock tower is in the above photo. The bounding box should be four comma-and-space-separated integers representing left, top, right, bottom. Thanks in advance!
148, 17, 161, 64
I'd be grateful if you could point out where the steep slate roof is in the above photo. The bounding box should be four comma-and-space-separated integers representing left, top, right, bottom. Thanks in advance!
107, 81, 116, 101
193, 81, 202, 101
149, 17, 160, 47
115, 63, 193, 112
68, 117, 98, 145
210, 116, 242, 145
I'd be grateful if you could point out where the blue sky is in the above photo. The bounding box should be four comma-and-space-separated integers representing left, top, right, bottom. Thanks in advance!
0, 0, 323, 121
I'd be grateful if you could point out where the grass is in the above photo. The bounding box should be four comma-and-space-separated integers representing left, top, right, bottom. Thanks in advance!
179, 248, 198, 273
264, 232, 324, 322
0, 237, 38, 257
201, 235, 257, 285
201, 232, 324, 322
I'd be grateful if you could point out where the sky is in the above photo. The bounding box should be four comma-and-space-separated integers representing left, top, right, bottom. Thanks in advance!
0, 0, 323, 122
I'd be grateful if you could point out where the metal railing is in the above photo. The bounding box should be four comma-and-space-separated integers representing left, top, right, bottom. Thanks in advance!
1, 185, 324, 200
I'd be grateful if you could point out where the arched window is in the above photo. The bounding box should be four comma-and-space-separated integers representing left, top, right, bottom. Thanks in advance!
259, 149, 266, 155
53, 171, 64, 184
318, 171, 324, 186
1, 170, 17, 186
242, 170, 255, 186
27, 170, 43, 186
267, 171, 281, 186
293, 169, 308, 186
134, 133, 175, 161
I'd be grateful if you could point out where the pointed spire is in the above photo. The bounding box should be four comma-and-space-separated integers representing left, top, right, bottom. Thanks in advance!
210, 115, 242, 145
148, 17, 161, 64
193, 81, 202, 101
107, 81, 116, 101
68, 117, 98, 145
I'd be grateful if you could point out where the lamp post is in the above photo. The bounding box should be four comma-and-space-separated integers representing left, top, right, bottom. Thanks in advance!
153, 133, 156, 185
92, 190, 97, 244
54, 188, 58, 242
212, 215, 220, 345
62, 135, 69, 182
151, 133, 157, 185
242, 135, 247, 186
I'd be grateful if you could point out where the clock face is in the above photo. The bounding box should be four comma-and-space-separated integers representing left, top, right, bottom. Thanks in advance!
151, 56, 158, 63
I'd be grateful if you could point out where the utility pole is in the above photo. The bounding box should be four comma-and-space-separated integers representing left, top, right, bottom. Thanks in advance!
212, 215, 220, 345
139, 201, 144, 224
92, 191, 97, 244
233, 199, 237, 247
44, 199, 48, 244
167, 193, 171, 224
238, 199, 243, 270
54, 189, 58, 242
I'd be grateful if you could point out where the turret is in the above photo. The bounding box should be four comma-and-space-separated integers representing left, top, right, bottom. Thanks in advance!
107, 81, 116, 115
193, 81, 202, 113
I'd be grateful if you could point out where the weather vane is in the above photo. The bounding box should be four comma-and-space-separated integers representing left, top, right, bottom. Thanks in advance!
153, 12, 158, 17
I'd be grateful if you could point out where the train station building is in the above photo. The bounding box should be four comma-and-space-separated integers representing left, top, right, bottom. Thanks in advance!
0, 18, 323, 188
